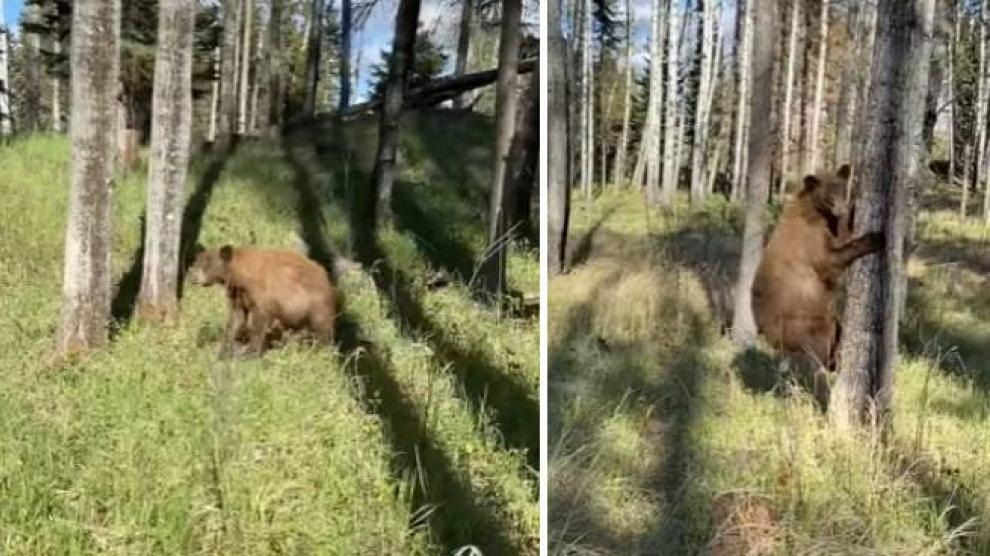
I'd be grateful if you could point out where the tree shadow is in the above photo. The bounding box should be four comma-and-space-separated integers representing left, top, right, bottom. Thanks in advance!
902, 277, 990, 393
565, 205, 620, 270
283, 124, 540, 470
914, 235, 990, 276
278, 143, 528, 553
731, 347, 831, 412
110, 141, 238, 329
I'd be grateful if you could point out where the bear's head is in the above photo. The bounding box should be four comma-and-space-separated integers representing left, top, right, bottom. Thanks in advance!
798, 164, 853, 236
189, 244, 234, 286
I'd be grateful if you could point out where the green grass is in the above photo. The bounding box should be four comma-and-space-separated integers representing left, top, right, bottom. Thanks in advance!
0, 110, 538, 554
550, 190, 989, 555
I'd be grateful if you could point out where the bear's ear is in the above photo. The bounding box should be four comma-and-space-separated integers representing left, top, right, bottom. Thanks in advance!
837, 164, 851, 180
802, 175, 821, 193
219, 245, 234, 263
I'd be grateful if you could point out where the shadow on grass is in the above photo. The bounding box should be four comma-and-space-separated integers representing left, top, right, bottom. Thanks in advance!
914, 235, 990, 276
902, 277, 990, 393
280, 142, 531, 553
566, 205, 619, 270
548, 263, 714, 553
110, 141, 237, 328
731, 347, 831, 412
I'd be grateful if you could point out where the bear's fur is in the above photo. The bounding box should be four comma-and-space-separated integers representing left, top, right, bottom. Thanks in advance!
751, 165, 885, 370
189, 245, 336, 355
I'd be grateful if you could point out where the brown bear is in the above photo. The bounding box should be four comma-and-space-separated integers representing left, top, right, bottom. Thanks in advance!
751, 165, 884, 370
189, 245, 337, 355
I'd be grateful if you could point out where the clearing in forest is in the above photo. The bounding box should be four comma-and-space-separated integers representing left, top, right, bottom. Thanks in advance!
549, 189, 990, 555
0, 111, 538, 554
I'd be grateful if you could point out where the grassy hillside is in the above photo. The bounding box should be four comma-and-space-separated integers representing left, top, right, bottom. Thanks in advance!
0, 110, 538, 554
549, 190, 989, 555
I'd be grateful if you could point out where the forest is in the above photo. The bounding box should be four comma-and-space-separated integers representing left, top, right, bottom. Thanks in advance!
0, 0, 539, 553
549, 0, 990, 553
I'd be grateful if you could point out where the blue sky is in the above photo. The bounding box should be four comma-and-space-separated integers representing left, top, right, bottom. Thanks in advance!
3, 0, 22, 30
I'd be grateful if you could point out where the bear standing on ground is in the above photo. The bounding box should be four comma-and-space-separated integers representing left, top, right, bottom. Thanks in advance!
751, 165, 885, 370
189, 245, 337, 355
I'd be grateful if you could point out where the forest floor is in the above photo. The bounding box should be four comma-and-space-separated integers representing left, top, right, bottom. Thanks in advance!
549, 188, 990, 555
0, 110, 539, 554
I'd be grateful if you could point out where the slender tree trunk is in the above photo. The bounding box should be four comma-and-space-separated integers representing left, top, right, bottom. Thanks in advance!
369, 0, 421, 225
250, 30, 264, 133
808, 0, 828, 172
962, 144, 971, 218
58, 0, 121, 354
975, 1, 988, 218
50, 28, 62, 133
632, 0, 665, 199
949, 6, 957, 195
268, 0, 283, 133
731, 0, 753, 201
218, 0, 241, 144
208, 48, 220, 141
339, 0, 352, 111
549, 0, 570, 274
833, 0, 861, 167
830, 0, 935, 433
690, 0, 716, 205
303, 0, 325, 116
660, 0, 681, 206
478, 0, 522, 295
508, 63, 539, 236
611, 0, 633, 187
22, 2, 42, 132
238, 0, 253, 132
0, 0, 10, 137
779, 0, 799, 195
453, 0, 473, 109
580, 0, 593, 199
137, 0, 195, 321
731, 0, 776, 346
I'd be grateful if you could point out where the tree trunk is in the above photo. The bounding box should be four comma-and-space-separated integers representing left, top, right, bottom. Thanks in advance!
137, 0, 195, 321
339, 0, 352, 111
250, 29, 264, 133
268, 0, 284, 133
731, 0, 753, 201
833, 0, 861, 167
218, 0, 241, 145
238, 0, 253, 132
690, 0, 716, 206
808, 0, 829, 172
0, 0, 10, 137
453, 0, 473, 109
830, 0, 935, 433
477, 0, 522, 296
949, 5, 956, 194
58, 0, 121, 355
660, 0, 681, 206
779, 0, 799, 195
975, 1, 988, 220
730, 0, 776, 347
369, 0, 421, 225
631, 0, 665, 200
508, 63, 539, 237
612, 0, 634, 188
549, 0, 570, 274
208, 48, 220, 141
50, 25, 63, 133
303, 0, 325, 116
579, 0, 593, 200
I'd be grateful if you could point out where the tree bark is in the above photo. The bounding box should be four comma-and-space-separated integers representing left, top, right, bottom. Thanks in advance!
976, 1, 989, 217
137, 0, 195, 321
453, 0, 473, 109
611, 0, 634, 188
238, 0, 253, 132
690, 0, 716, 206
303, 0, 325, 116
549, 0, 570, 274
660, 0, 681, 206
808, 0, 829, 172
731, 0, 775, 347
779, 0, 799, 195
218, 0, 241, 145
58, 0, 121, 354
579, 0, 593, 200
339, 0, 352, 111
477, 0, 522, 296
268, 0, 284, 133
631, 0, 665, 201
369, 0, 421, 225
508, 63, 539, 237
833, 0, 861, 167
830, 0, 935, 433
730, 0, 753, 201
0, 0, 11, 137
